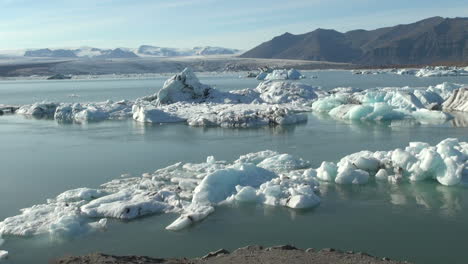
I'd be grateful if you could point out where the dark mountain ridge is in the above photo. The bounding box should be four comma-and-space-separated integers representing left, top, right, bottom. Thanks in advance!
240, 17, 468, 65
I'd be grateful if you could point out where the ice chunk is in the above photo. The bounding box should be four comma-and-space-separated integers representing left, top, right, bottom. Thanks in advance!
257, 153, 310, 172
287, 69, 305, 80
264, 69, 305, 80
0, 250, 7, 261
428, 82, 465, 100
165, 203, 214, 231
415, 66, 468, 78
0, 202, 103, 237
316, 161, 338, 182
234, 186, 258, 202
54, 101, 133, 123
235, 150, 280, 165
17, 102, 59, 118
254, 81, 322, 104
443, 88, 468, 113
55, 188, 107, 203
192, 163, 275, 205
311, 95, 348, 113
329, 103, 407, 121
132, 105, 186, 123
265, 69, 288, 80
81, 189, 179, 219
335, 162, 369, 184
375, 169, 388, 180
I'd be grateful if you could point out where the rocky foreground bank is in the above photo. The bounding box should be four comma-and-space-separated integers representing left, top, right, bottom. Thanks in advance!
54, 245, 411, 264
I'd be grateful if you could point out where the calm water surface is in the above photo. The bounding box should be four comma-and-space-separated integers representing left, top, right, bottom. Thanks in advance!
0, 71, 468, 264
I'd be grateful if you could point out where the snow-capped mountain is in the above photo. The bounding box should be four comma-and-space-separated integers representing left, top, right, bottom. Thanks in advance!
21, 45, 241, 59
136, 45, 241, 57
24, 47, 139, 59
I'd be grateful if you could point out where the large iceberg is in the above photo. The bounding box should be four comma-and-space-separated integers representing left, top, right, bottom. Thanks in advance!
152, 68, 212, 105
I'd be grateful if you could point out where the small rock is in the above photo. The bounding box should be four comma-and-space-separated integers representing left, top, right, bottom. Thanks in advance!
383, 257, 391, 261
321, 248, 336, 252
234, 245, 263, 254
346, 250, 354, 254
202, 249, 229, 259
267, 245, 298, 251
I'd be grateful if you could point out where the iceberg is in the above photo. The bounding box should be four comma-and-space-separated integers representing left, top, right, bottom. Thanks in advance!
54, 100, 133, 123
17, 102, 59, 118
313, 138, 467, 186
311, 83, 466, 123
153, 68, 212, 105
443, 88, 468, 113
0, 250, 7, 261
264, 69, 305, 80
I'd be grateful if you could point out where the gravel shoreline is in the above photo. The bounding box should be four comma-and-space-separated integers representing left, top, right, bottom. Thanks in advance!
54, 245, 412, 264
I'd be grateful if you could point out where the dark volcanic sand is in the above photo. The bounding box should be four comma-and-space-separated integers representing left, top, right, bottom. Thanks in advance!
54, 245, 411, 264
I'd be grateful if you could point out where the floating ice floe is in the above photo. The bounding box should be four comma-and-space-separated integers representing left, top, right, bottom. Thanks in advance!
143, 104, 308, 128
316, 138, 468, 186
0, 151, 320, 237
311, 83, 466, 123
415, 66, 468, 77
353, 66, 468, 77
0, 139, 466, 240
18, 100, 134, 123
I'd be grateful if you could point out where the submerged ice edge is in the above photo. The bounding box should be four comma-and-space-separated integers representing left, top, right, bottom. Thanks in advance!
0, 138, 466, 251
13, 68, 468, 128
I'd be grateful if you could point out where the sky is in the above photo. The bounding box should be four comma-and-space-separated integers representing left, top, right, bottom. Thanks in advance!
0, 0, 467, 51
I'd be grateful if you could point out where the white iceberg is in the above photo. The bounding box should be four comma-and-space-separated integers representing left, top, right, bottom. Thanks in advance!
153, 68, 212, 105
313, 138, 467, 186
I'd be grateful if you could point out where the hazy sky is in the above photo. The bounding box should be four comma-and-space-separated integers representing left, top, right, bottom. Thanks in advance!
0, 0, 467, 50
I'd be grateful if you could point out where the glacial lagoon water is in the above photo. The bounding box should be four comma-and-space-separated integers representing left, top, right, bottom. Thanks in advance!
1, 70, 468, 264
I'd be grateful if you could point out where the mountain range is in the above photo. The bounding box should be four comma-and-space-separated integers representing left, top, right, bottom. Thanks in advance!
240, 16, 468, 65
23, 46, 241, 59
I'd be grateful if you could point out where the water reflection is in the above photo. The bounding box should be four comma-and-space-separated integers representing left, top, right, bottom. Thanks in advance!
320, 180, 467, 218
132, 119, 303, 136
450, 112, 468, 127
